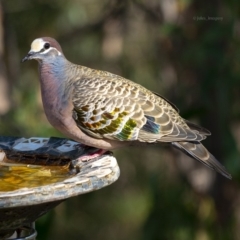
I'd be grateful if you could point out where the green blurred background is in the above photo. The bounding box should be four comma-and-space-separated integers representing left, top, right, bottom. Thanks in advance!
1, 0, 240, 239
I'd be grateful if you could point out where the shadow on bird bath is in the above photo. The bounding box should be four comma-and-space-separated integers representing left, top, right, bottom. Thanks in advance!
0, 137, 120, 239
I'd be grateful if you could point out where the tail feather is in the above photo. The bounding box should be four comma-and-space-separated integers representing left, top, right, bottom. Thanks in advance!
172, 141, 232, 179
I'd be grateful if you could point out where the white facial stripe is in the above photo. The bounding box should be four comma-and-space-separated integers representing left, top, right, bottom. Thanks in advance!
39, 47, 62, 56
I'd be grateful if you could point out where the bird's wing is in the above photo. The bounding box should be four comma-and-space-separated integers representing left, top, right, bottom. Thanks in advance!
151, 91, 179, 113
72, 75, 207, 142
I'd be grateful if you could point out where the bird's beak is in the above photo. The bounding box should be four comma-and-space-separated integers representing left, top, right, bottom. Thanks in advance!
22, 51, 35, 62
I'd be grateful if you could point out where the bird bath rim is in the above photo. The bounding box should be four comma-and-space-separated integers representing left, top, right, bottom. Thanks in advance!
0, 136, 120, 208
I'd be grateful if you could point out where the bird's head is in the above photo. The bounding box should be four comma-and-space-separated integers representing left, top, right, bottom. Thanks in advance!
22, 37, 64, 63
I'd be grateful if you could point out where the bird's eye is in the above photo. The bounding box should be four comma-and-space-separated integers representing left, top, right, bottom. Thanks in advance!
44, 43, 50, 49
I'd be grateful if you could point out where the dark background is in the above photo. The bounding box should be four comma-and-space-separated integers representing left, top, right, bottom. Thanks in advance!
1, 0, 240, 239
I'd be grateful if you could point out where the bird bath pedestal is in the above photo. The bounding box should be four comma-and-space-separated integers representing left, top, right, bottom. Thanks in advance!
0, 137, 120, 239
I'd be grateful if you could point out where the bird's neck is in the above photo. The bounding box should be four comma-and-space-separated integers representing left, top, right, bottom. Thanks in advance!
39, 57, 70, 91
39, 58, 73, 120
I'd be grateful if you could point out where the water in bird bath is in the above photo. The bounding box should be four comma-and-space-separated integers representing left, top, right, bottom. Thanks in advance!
0, 151, 73, 192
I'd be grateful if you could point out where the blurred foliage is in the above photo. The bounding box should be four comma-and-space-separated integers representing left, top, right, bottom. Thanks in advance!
1, 0, 240, 239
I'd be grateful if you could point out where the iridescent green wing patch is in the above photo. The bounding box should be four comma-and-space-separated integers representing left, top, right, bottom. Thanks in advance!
74, 106, 138, 141
116, 119, 137, 140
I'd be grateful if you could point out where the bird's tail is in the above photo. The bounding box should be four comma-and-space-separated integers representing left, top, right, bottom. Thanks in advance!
172, 141, 232, 179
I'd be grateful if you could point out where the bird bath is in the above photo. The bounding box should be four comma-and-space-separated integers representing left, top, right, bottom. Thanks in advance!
0, 137, 120, 239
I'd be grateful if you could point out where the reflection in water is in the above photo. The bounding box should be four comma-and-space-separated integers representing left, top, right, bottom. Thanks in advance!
0, 154, 73, 191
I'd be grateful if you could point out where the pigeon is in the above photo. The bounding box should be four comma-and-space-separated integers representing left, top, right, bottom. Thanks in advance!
22, 37, 231, 179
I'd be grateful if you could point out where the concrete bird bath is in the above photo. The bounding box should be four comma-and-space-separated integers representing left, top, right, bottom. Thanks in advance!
0, 137, 120, 239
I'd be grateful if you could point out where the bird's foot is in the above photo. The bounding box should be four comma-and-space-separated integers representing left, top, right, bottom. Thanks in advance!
69, 147, 113, 174
78, 149, 108, 162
